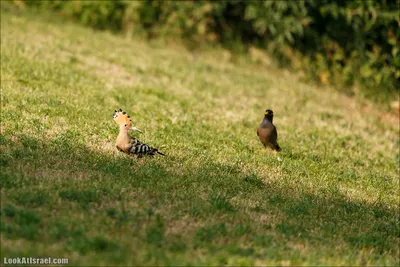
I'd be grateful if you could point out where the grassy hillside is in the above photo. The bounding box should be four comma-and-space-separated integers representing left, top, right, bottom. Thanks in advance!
1, 5, 399, 266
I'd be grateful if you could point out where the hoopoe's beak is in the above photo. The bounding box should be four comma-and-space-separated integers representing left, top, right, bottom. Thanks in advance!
130, 126, 143, 133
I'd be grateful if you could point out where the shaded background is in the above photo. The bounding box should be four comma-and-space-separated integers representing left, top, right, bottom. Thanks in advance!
19, 0, 400, 104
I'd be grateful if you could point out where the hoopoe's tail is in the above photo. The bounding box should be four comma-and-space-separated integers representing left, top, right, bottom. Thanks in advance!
152, 148, 165, 156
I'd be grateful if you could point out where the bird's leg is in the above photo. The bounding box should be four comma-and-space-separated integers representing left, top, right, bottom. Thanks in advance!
274, 149, 283, 161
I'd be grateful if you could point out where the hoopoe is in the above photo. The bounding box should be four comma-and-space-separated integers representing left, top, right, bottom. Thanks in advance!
113, 109, 165, 157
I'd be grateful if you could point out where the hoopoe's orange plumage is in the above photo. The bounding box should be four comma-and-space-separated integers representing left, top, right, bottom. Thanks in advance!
113, 108, 165, 157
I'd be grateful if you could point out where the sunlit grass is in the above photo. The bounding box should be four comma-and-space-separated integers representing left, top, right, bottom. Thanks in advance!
1, 4, 399, 266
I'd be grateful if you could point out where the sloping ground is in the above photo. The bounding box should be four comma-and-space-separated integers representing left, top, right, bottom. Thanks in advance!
1, 5, 399, 266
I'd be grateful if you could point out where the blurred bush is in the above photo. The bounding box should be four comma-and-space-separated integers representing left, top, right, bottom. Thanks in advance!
21, 0, 399, 99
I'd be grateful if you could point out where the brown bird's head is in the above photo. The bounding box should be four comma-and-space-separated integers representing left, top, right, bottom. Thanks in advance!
264, 109, 274, 121
113, 108, 142, 133
265, 109, 274, 116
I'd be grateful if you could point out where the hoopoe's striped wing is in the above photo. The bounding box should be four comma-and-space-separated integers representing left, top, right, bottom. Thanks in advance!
128, 138, 165, 157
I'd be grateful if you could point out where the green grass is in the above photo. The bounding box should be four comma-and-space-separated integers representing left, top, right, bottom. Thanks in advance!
1, 4, 399, 266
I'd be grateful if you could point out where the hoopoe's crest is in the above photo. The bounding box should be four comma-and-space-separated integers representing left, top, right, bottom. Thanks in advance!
113, 108, 132, 127
113, 108, 142, 133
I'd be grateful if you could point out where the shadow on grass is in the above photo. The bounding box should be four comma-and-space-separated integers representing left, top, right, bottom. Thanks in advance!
0, 133, 398, 263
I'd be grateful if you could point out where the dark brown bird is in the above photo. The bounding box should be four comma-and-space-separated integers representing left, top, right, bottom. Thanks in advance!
257, 109, 281, 157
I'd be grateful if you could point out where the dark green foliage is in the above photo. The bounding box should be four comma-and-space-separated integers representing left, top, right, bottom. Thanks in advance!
12, 190, 49, 207
253, 234, 274, 247
48, 222, 70, 241
195, 223, 227, 244
227, 245, 255, 257
146, 214, 165, 247
91, 236, 119, 252
277, 222, 308, 237
21, 0, 399, 100
59, 189, 100, 204
209, 192, 236, 213
168, 239, 187, 253
0, 173, 19, 189
1, 204, 41, 240
231, 224, 252, 237
244, 173, 264, 187
2, 204, 17, 218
